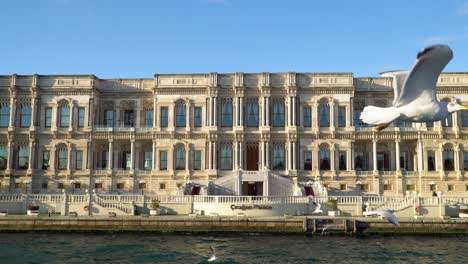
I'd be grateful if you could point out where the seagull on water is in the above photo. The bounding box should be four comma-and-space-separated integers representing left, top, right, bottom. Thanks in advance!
207, 245, 217, 262
363, 208, 400, 226
360, 44, 468, 132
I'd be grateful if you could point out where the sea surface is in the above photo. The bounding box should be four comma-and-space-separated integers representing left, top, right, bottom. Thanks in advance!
0, 233, 466, 264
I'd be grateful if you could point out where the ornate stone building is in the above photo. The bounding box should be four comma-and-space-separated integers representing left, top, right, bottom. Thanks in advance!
1, 72, 468, 197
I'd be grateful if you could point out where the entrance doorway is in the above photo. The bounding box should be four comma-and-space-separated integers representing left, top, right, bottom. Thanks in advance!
242, 182, 263, 196
246, 143, 259, 171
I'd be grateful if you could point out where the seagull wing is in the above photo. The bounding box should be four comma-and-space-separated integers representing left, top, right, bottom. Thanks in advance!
394, 45, 453, 107
380, 70, 409, 106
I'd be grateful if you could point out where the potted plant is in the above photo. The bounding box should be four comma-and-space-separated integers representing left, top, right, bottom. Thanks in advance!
326, 199, 338, 217
27, 205, 40, 216
149, 199, 160, 216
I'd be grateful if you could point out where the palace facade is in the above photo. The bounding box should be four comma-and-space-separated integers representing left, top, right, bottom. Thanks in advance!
1, 72, 468, 197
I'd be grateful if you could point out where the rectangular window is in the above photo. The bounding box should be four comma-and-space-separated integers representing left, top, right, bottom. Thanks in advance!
95, 183, 103, 189
144, 151, 152, 170
427, 151, 436, 171
44, 107, 52, 128
462, 110, 468, 127
139, 182, 146, 190
303, 106, 312, 128
354, 151, 368, 171
57, 183, 64, 189
383, 184, 393, 191
41, 182, 48, 189
102, 151, 108, 169
145, 110, 153, 127
221, 99, 233, 127
160, 107, 168, 128
18, 146, 29, 170
60, 106, 69, 128
117, 183, 125, 189
272, 100, 285, 127
104, 110, 114, 127
340, 184, 348, 191
362, 184, 370, 192
443, 151, 454, 171
58, 149, 68, 170
194, 150, 202, 170
272, 144, 285, 170
160, 151, 167, 170
464, 152, 468, 171
319, 103, 330, 127
406, 184, 416, 191
159, 183, 166, 190
220, 144, 233, 170
42, 151, 50, 170
339, 151, 347, 170
0, 146, 7, 170
246, 100, 259, 127
303, 151, 312, 170
78, 107, 85, 128
20, 105, 32, 128
75, 151, 83, 170
194, 107, 202, 128
448, 184, 454, 192
338, 106, 346, 127
430, 184, 437, 192
124, 110, 134, 126
0, 104, 10, 127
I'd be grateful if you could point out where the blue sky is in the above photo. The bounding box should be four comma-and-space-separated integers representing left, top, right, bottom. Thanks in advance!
1, 0, 467, 78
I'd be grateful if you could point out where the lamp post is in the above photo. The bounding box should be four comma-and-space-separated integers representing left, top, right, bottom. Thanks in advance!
356, 180, 363, 196
138, 180, 146, 195
23, 179, 31, 194
69, 179, 76, 195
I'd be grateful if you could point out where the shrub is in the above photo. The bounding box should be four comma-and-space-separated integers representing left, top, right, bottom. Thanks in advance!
151, 199, 160, 210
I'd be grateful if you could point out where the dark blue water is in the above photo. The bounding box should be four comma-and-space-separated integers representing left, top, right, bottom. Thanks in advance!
0, 233, 466, 263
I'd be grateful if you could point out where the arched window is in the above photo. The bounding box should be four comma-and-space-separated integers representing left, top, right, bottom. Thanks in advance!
272, 143, 285, 170
220, 143, 233, 170
319, 144, 330, 170
174, 145, 185, 170
57, 146, 68, 170
0, 102, 10, 128
443, 145, 454, 171
175, 102, 186, 127
59, 103, 70, 128
318, 100, 330, 127
19, 103, 31, 128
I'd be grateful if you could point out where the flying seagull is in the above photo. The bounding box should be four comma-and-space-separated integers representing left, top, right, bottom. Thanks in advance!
312, 201, 323, 214
360, 45, 467, 132
363, 208, 400, 226
207, 245, 217, 262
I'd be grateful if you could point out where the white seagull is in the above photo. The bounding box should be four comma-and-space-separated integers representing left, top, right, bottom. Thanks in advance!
363, 208, 400, 226
207, 245, 217, 262
360, 45, 467, 132
312, 201, 323, 214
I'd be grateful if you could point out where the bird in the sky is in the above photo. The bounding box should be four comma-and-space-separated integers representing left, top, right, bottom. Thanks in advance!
360, 45, 467, 132
363, 208, 400, 226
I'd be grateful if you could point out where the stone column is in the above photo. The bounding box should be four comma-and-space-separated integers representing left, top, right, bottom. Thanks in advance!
153, 97, 157, 128
292, 141, 296, 170
28, 140, 35, 171
418, 141, 424, 174
330, 144, 336, 173
213, 97, 218, 127
186, 101, 191, 130
130, 139, 135, 170
8, 97, 16, 129
395, 140, 401, 172
108, 140, 113, 171
208, 142, 212, 170
233, 141, 238, 170
6, 141, 14, 171
240, 97, 244, 126
69, 101, 74, 131
455, 144, 461, 172
88, 98, 94, 128
152, 140, 156, 170
292, 96, 296, 126
265, 141, 270, 169
186, 144, 191, 174
239, 141, 244, 170
213, 142, 217, 170
87, 141, 93, 170
30, 97, 37, 130
330, 101, 335, 130
265, 97, 270, 127
67, 144, 72, 172
286, 97, 291, 127
373, 139, 378, 173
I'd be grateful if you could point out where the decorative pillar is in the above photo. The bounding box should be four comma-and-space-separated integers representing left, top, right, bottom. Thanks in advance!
286, 97, 291, 127
292, 141, 296, 170
30, 97, 37, 130
208, 142, 212, 170
108, 140, 113, 171
28, 140, 36, 171
67, 144, 72, 172
8, 97, 16, 129
233, 141, 238, 170
186, 101, 191, 130
292, 96, 296, 126
373, 139, 378, 173
153, 97, 157, 128
213, 97, 218, 127
265, 141, 270, 170
130, 139, 135, 170
239, 141, 244, 170
213, 142, 217, 170
6, 141, 14, 171
69, 101, 74, 130
152, 140, 156, 170
395, 140, 401, 172
186, 144, 191, 174
330, 100, 335, 130
87, 141, 93, 170
330, 144, 336, 173
455, 144, 461, 173
240, 97, 244, 126
88, 98, 94, 128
